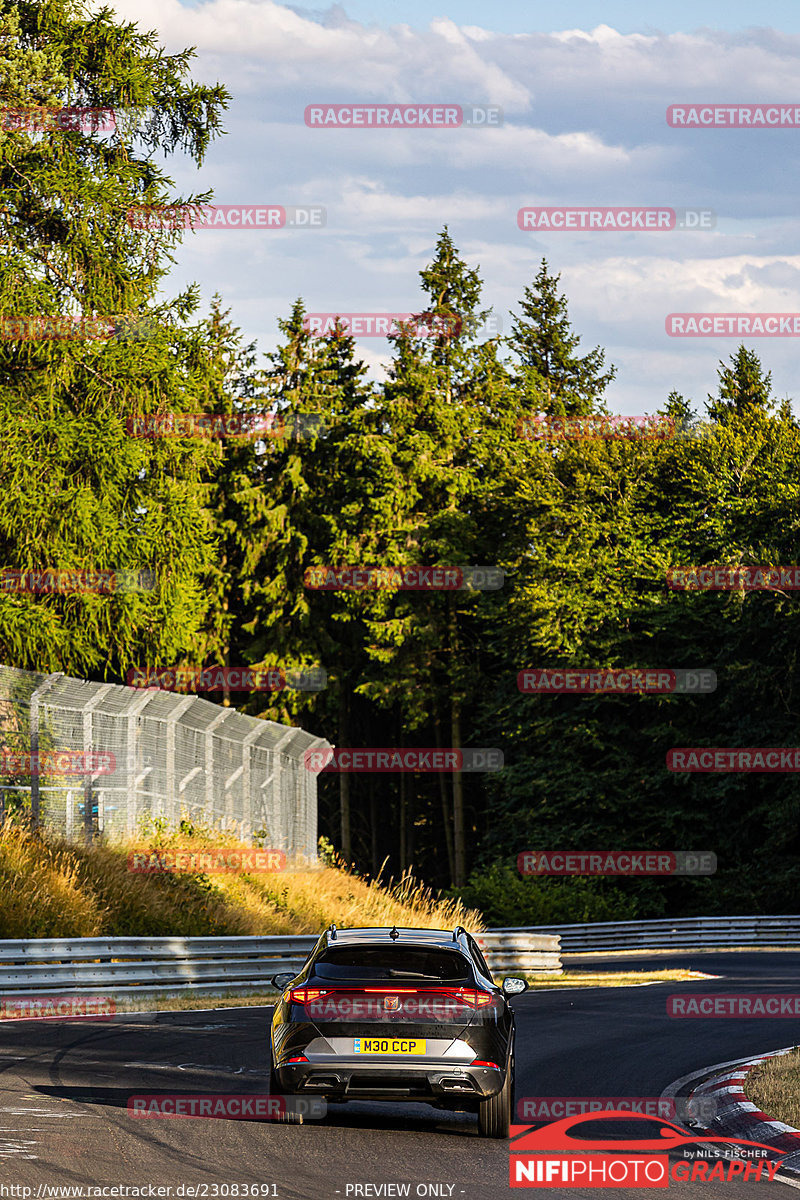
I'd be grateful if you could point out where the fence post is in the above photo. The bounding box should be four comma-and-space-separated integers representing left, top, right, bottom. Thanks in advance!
80, 684, 114, 843
241, 726, 263, 841
164, 696, 197, 827
124, 688, 159, 837
29, 672, 63, 829
205, 707, 231, 826
271, 730, 296, 854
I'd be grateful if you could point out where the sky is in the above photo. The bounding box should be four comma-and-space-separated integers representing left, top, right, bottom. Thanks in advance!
97, 0, 800, 414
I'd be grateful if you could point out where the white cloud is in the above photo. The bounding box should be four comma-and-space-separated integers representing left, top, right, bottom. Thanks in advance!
87, 0, 800, 410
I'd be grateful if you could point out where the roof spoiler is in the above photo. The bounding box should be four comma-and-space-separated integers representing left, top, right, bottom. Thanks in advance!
452, 925, 467, 942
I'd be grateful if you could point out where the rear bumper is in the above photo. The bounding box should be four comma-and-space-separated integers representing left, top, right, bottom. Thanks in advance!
275, 1059, 505, 1102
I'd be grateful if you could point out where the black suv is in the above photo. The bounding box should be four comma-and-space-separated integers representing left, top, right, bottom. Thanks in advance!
269, 925, 528, 1137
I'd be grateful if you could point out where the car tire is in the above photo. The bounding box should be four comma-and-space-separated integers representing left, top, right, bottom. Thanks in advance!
267, 1042, 303, 1124
477, 1058, 513, 1138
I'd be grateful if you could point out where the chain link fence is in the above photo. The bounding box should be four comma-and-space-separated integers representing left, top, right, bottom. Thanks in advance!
0, 664, 330, 859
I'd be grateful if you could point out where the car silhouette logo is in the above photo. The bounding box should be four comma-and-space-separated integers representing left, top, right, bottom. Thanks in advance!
383, 995, 400, 1011
509, 1111, 783, 1155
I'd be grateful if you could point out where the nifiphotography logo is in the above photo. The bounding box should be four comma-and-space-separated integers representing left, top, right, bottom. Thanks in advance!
509, 1111, 783, 1187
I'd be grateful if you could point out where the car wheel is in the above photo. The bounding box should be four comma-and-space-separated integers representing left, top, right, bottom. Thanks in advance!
477, 1059, 513, 1138
267, 1043, 303, 1124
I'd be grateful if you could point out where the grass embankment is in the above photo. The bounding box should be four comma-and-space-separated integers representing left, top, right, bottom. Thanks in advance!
744, 1047, 800, 1128
0, 820, 483, 938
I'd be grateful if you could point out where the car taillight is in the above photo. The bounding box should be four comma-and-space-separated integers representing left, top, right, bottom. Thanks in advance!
285, 1055, 309, 1063
471, 1059, 501, 1069
288, 988, 331, 1004
434, 988, 495, 1007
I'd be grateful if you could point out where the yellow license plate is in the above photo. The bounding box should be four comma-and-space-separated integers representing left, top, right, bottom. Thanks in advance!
354, 1037, 426, 1055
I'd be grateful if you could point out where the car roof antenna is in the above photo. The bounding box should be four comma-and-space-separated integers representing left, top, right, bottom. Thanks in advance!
328, 922, 337, 940
389, 926, 400, 940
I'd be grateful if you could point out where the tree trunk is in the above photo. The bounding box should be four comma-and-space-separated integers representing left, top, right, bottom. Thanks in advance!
435, 712, 456, 882
398, 715, 407, 869
369, 774, 379, 876
339, 687, 351, 863
451, 695, 465, 886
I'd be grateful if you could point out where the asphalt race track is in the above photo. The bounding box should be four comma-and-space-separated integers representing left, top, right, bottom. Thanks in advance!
3, 951, 800, 1199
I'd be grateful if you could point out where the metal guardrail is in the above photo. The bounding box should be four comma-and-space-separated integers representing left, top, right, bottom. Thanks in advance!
0, 931, 562, 1001
475, 933, 561, 974
494, 915, 800, 953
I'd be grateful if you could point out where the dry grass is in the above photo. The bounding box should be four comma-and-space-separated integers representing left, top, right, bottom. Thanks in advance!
745, 1047, 800, 1128
0, 819, 483, 938
524, 969, 713, 988
110, 993, 278, 1013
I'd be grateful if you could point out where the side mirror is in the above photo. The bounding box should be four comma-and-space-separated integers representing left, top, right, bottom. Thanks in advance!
502, 976, 528, 996
271, 972, 297, 990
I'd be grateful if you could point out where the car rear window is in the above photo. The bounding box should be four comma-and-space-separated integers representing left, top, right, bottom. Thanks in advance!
313, 946, 472, 982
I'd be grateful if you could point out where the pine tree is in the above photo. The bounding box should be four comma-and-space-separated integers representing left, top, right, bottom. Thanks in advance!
367, 228, 512, 884
0, 0, 230, 677
708, 345, 774, 421
507, 258, 616, 416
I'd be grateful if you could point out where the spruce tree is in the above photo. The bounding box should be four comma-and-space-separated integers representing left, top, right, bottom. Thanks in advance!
507, 258, 616, 416
0, 0, 229, 676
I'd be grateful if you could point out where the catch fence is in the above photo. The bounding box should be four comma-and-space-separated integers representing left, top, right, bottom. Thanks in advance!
0, 664, 330, 858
